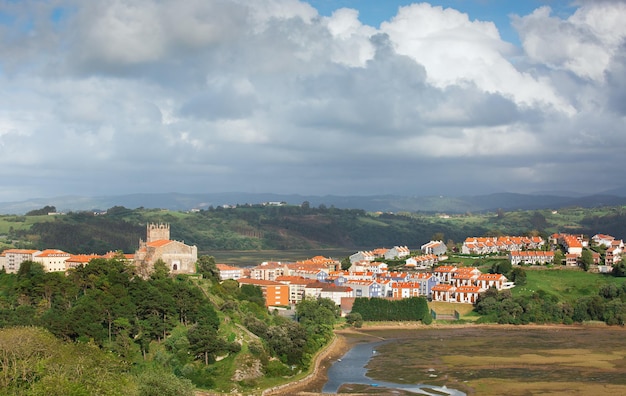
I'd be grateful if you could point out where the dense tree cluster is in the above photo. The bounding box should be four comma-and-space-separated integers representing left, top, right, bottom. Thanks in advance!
475, 284, 626, 325
10, 212, 143, 254
6, 205, 486, 253
0, 258, 341, 392
351, 297, 430, 322
25, 205, 57, 216
240, 297, 339, 369
0, 257, 306, 392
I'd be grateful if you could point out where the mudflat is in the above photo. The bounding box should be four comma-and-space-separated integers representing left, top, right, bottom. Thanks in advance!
296, 323, 626, 396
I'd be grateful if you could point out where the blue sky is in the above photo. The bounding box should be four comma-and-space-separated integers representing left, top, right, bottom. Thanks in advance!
308, 0, 576, 43
0, 0, 625, 203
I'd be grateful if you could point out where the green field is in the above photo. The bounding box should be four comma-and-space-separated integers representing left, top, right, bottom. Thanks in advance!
0, 214, 55, 234
513, 268, 626, 302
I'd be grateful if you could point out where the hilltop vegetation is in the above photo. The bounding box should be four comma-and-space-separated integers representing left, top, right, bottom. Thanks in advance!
0, 257, 342, 394
2, 204, 626, 255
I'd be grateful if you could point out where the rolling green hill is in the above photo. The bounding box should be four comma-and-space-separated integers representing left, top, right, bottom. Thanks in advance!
1, 204, 626, 255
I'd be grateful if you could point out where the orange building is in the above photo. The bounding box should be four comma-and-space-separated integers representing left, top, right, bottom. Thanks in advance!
237, 278, 290, 307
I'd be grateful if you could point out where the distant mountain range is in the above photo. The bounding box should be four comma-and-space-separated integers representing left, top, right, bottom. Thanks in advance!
2, 187, 626, 215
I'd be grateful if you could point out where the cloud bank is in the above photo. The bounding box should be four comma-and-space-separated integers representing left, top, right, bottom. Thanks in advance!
0, 0, 625, 201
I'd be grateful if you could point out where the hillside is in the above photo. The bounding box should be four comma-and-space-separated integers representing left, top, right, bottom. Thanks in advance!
2, 204, 626, 256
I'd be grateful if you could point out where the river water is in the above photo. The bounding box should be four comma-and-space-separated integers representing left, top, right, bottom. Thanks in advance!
322, 339, 465, 395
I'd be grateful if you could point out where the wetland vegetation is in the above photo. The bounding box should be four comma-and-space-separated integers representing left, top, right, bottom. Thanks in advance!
323, 325, 626, 395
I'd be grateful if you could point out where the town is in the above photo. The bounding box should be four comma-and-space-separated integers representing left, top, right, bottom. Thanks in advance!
2, 222, 623, 312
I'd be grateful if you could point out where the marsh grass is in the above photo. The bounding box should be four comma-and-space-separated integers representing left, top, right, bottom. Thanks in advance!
354, 326, 626, 395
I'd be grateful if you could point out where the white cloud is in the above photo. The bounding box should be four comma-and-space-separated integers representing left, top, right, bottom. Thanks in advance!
380, 3, 575, 113
0, 0, 624, 201
513, 2, 626, 81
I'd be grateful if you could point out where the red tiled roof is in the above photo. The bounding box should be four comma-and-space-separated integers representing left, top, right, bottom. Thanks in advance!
237, 278, 283, 286
36, 249, 70, 257
146, 239, 173, 248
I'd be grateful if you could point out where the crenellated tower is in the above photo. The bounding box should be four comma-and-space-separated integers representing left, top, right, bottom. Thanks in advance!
146, 223, 170, 242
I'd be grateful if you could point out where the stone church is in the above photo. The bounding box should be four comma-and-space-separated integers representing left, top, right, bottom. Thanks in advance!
134, 223, 197, 276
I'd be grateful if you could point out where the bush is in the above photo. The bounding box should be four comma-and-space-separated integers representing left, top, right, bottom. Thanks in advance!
345, 312, 363, 328
264, 360, 293, 377
137, 369, 195, 396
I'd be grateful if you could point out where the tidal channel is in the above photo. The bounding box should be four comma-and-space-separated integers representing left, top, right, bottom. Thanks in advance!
322, 339, 466, 395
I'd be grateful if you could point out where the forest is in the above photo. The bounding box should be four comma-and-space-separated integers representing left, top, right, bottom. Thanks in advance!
0, 257, 340, 395
475, 282, 626, 326
3, 204, 626, 255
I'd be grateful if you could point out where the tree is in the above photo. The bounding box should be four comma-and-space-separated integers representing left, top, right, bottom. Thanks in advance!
580, 249, 594, 271
496, 208, 505, 219
431, 232, 445, 241
509, 267, 527, 286
553, 250, 565, 266
25, 205, 56, 216
345, 312, 363, 328
151, 259, 170, 280
187, 324, 222, 365
196, 255, 220, 281
612, 262, 626, 277
490, 261, 512, 275
530, 211, 548, 230
341, 257, 351, 271
446, 239, 456, 252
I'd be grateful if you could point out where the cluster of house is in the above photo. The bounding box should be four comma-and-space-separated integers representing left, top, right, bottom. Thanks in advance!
547, 233, 624, 271
220, 253, 512, 308
461, 236, 545, 255
216, 240, 513, 308
3, 224, 623, 309
461, 233, 623, 271
0, 224, 198, 276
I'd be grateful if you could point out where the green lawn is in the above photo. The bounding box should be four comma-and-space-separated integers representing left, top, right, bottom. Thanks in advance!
0, 214, 55, 234
513, 268, 626, 302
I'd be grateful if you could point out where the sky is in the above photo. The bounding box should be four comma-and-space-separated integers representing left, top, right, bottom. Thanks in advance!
1, 0, 625, 202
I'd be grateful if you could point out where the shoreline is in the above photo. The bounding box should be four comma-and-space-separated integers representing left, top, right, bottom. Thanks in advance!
263, 320, 621, 396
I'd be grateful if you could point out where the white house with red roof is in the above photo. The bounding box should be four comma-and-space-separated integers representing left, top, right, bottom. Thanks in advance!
33, 249, 71, 272
509, 251, 555, 265
592, 234, 615, 248
391, 281, 421, 298
476, 273, 508, 290
384, 246, 411, 260
455, 286, 483, 304
1, 249, 40, 273
433, 265, 457, 283
250, 261, 289, 281
216, 263, 244, 280
65, 254, 102, 270
606, 245, 623, 266
452, 271, 479, 288
421, 240, 447, 256
405, 254, 438, 269
431, 284, 455, 302
349, 251, 376, 264
462, 236, 545, 255
304, 281, 352, 305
